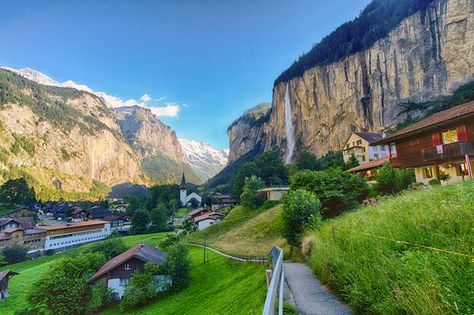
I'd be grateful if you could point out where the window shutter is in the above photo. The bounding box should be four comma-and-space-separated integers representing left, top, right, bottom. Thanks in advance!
432, 133, 441, 146
456, 125, 468, 141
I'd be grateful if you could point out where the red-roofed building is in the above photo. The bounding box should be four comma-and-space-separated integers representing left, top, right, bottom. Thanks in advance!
193, 211, 223, 230
348, 156, 391, 181
374, 101, 474, 184
89, 243, 169, 299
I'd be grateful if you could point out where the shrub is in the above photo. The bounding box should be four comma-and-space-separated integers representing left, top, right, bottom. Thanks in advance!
168, 242, 192, 290
375, 163, 415, 194
428, 178, 441, 187
240, 175, 265, 210
290, 168, 369, 217
2, 244, 28, 264
27, 252, 107, 315
83, 237, 127, 260
281, 189, 322, 247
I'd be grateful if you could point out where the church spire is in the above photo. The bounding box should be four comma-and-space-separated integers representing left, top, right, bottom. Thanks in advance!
179, 172, 187, 189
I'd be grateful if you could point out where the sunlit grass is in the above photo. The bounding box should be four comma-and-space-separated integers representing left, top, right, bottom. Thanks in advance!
307, 180, 474, 314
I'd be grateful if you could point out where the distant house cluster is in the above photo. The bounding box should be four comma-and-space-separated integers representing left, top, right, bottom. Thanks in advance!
347, 101, 474, 184
187, 208, 223, 230
0, 198, 133, 254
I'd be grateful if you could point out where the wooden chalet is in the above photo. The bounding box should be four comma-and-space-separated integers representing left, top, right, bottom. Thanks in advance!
374, 101, 474, 184
89, 243, 169, 299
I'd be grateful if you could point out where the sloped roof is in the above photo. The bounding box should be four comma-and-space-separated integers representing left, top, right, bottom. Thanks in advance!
193, 211, 222, 223
354, 132, 384, 144
89, 207, 113, 219
38, 220, 108, 231
188, 208, 207, 217
375, 101, 474, 144
348, 156, 390, 172
0, 271, 19, 282
0, 217, 36, 230
89, 243, 167, 282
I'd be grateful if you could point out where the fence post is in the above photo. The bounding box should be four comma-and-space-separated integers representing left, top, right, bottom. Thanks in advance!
262, 246, 283, 315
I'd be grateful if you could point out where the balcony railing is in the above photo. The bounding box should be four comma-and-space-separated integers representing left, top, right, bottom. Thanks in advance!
422, 141, 474, 161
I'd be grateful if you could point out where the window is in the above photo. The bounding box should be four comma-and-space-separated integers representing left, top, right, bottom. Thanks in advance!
119, 278, 129, 286
422, 167, 433, 179
390, 143, 397, 157
125, 263, 131, 270
442, 128, 458, 144
362, 156, 366, 162
356, 140, 362, 145
374, 154, 379, 159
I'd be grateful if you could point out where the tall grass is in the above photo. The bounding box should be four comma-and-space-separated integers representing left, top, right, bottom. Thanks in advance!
307, 181, 474, 314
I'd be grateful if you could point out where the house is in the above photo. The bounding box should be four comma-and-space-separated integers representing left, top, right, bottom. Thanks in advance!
193, 211, 223, 230
0, 227, 46, 252
210, 194, 237, 211
342, 132, 393, 164
348, 156, 390, 181
89, 243, 169, 299
70, 208, 89, 222
187, 208, 208, 220
103, 214, 131, 233
258, 186, 290, 201
0, 217, 36, 231
0, 271, 19, 300
373, 101, 474, 184
179, 173, 202, 206
5, 208, 36, 218
38, 220, 111, 252
88, 207, 113, 220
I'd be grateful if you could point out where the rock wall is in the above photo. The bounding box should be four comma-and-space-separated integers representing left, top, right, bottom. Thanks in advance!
232, 0, 474, 162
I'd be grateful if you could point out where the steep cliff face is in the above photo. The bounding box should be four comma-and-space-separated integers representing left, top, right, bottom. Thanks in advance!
227, 103, 271, 164
113, 106, 185, 162
0, 69, 146, 196
233, 0, 474, 162
113, 106, 202, 184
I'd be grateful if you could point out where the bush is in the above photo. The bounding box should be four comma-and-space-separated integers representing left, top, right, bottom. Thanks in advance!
27, 252, 107, 315
120, 264, 162, 311
2, 244, 28, 264
281, 189, 321, 247
375, 163, 415, 194
83, 237, 127, 260
240, 175, 265, 210
290, 168, 369, 217
168, 242, 192, 290
428, 178, 441, 187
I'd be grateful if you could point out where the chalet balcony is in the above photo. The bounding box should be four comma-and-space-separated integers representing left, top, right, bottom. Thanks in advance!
422, 141, 474, 161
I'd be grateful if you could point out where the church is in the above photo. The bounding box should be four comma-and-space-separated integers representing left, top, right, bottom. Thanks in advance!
179, 173, 202, 207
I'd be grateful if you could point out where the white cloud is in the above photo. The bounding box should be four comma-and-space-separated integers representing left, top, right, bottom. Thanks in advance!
140, 94, 152, 103
149, 103, 181, 117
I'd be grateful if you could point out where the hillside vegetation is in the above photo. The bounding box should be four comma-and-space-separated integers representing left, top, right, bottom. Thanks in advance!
189, 204, 289, 257
306, 181, 474, 314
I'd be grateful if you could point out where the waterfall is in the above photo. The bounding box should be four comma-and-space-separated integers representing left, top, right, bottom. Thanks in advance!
284, 83, 295, 164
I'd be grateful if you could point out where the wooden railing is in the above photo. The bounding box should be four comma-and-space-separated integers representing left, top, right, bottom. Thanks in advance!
422, 141, 474, 161
262, 246, 284, 315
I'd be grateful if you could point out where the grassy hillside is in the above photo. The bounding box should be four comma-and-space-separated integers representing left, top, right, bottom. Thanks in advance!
189, 204, 289, 257
0, 232, 267, 315
0, 233, 167, 314
101, 247, 267, 314
306, 181, 474, 315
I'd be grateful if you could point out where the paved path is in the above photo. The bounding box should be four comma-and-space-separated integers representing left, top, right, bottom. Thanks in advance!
283, 261, 352, 315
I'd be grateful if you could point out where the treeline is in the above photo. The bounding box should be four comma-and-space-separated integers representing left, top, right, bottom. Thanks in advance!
275, 0, 433, 85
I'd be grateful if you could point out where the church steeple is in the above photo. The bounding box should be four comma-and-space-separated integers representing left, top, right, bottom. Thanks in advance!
179, 172, 187, 189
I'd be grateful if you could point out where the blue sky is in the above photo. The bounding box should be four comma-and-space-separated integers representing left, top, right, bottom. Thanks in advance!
0, 0, 370, 149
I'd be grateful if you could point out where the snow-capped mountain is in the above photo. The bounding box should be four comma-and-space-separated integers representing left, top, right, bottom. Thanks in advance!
179, 138, 228, 181
0, 67, 127, 108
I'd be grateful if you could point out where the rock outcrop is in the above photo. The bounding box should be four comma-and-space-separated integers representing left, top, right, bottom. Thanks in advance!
0, 69, 146, 195
230, 0, 474, 162
227, 103, 271, 164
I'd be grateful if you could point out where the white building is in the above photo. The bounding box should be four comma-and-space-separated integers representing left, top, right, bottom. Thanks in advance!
343, 132, 393, 164
38, 220, 111, 251
179, 173, 202, 206
194, 212, 223, 230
